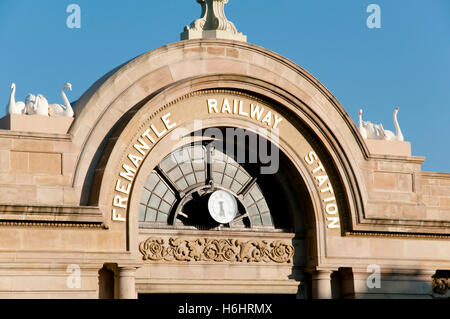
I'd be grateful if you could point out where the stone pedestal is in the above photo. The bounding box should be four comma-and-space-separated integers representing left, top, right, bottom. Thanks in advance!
310, 270, 333, 299
0, 114, 74, 134
118, 267, 137, 299
181, 0, 247, 42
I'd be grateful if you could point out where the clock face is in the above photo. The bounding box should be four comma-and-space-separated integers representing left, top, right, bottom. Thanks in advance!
208, 190, 238, 224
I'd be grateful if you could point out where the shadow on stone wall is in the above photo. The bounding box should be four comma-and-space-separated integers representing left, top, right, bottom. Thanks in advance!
330, 267, 450, 299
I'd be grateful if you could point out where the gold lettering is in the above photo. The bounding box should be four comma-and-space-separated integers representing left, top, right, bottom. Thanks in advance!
238, 100, 248, 117
233, 99, 239, 114
207, 99, 218, 113
250, 104, 264, 121
321, 183, 334, 195
115, 179, 131, 195
262, 111, 273, 126
304, 149, 340, 229
326, 203, 338, 215
112, 209, 126, 222
273, 114, 283, 129
128, 153, 142, 168
113, 195, 128, 209
112, 96, 292, 223
151, 124, 167, 138
141, 129, 156, 144
120, 164, 136, 182
304, 151, 319, 165
323, 196, 336, 203
312, 161, 326, 174
221, 98, 232, 114
327, 217, 340, 229
134, 138, 150, 156
162, 113, 177, 130
315, 175, 328, 187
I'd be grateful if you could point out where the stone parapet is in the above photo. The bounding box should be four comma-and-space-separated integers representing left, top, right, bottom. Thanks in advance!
420, 172, 450, 219
366, 139, 411, 157
0, 114, 74, 134
0, 130, 79, 206
0, 204, 104, 226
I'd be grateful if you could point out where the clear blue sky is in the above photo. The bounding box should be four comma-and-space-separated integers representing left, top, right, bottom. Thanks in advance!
1, 0, 449, 172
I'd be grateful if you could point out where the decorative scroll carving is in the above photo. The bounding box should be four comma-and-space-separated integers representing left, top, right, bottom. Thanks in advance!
139, 237, 294, 264
186, 0, 237, 33
432, 274, 449, 295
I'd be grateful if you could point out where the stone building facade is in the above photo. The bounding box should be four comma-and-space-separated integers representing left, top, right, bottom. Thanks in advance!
0, 2, 449, 299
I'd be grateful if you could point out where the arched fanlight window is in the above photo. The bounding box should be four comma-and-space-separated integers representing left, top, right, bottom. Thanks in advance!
139, 143, 275, 231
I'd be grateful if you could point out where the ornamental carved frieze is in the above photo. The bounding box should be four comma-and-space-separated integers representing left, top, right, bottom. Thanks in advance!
139, 237, 294, 264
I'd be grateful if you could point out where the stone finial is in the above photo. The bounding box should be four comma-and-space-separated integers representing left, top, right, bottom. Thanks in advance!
181, 0, 247, 42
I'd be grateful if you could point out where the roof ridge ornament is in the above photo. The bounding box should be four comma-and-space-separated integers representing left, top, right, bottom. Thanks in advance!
181, 0, 247, 42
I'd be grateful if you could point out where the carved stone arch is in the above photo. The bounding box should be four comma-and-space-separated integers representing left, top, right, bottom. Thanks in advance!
126, 117, 321, 256
86, 81, 368, 270
70, 40, 371, 267
71, 40, 370, 199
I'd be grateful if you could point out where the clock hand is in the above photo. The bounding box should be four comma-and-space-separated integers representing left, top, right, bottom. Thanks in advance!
218, 201, 226, 218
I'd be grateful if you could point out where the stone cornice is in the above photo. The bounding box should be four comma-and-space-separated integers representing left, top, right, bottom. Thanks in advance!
367, 154, 426, 164
421, 171, 450, 179
345, 230, 450, 240
0, 221, 105, 229
0, 129, 72, 141
0, 205, 106, 229
352, 213, 450, 236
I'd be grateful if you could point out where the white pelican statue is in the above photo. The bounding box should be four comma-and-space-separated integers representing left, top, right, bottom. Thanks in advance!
382, 107, 404, 141
358, 109, 384, 140
7, 83, 26, 115
48, 83, 74, 117
358, 108, 404, 141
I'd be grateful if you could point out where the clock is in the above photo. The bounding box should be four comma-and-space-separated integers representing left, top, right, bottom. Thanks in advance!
208, 190, 238, 224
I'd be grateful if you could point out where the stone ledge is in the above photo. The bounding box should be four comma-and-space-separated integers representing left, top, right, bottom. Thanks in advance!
0, 114, 74, 135
345, 230, 450, 240
421, 171, 450, 179
181, 30, 247, 42
0, 205, 104, 227
366, 139, 412, 157
352, 217, 450, 235
0, 251, 137, 264
0, 129, 71, 141
135, 279, 298, 295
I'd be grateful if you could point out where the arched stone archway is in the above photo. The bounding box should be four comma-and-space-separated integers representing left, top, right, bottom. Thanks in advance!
81, 80, 368, 295
71, 40, 369, 218
65, 39, 376, 296
97, 89, 356, 233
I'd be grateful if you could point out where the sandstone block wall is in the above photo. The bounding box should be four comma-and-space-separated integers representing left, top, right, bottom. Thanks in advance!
0, 131, 79, 206
420, 172, 450, 220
